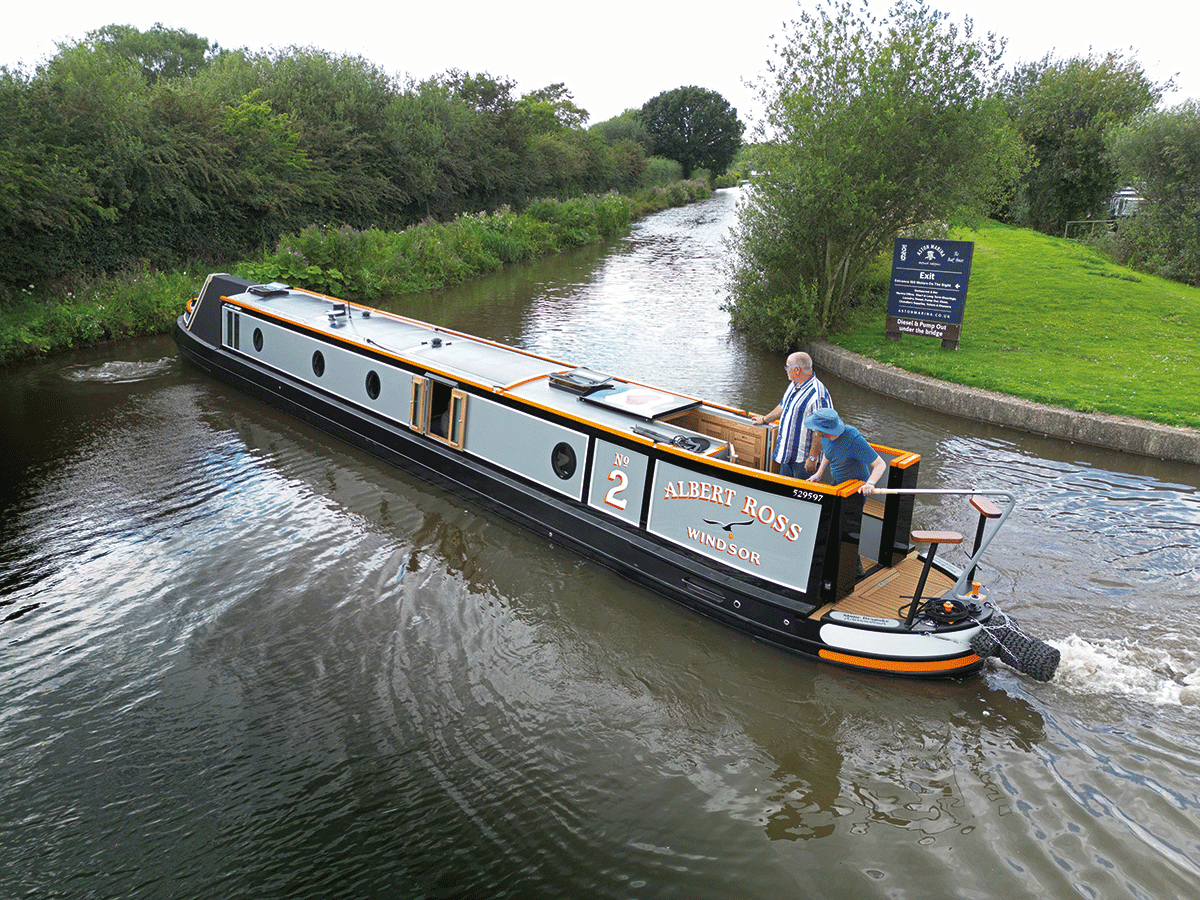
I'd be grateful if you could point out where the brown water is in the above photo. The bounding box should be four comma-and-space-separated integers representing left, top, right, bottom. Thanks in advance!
2, 188, 1198, 899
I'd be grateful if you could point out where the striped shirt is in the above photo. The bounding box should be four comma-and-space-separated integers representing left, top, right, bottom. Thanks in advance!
773, 375, 833, 466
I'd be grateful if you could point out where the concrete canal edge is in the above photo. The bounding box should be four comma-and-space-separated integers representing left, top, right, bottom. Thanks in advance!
810, 341, 1200, 465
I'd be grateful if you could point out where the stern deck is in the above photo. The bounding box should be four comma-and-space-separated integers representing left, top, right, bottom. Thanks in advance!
812, 551, 956, 621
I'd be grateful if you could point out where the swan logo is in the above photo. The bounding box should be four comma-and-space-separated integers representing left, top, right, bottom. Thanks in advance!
702, 518, 755, 533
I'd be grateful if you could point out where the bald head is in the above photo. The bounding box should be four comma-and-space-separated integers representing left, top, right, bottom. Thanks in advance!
786, 352, 812, 371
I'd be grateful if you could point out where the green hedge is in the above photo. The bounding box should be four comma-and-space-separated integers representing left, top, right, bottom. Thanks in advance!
0, 185, 711, 366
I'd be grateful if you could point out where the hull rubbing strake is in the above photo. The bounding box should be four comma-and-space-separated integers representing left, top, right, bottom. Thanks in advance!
818, 649, 982, 674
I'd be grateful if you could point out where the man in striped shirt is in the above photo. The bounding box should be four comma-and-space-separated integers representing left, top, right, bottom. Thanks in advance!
751, 351, 833, 479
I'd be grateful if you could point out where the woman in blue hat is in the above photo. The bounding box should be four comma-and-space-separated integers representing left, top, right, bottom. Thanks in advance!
801, 408, 888, 578
804, 408, 887, 576
802, 409, 886, 494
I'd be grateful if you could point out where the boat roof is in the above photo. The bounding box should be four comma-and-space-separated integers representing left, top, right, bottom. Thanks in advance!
225, 282, 712, 428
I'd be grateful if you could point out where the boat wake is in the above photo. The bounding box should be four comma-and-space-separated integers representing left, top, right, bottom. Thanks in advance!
1050, 634, 1200, 705
61, 358, 175, 384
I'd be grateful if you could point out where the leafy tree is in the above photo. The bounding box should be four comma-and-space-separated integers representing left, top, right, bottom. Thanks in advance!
1108, 101, 1200, 286
1000, 52, 1161, 234
85, 23, 217, 85
437, 70, 533, 209
640, 86, 742, 178
725, 0, 1025, 344
590, 109, 651, 152
203, 48, 409, 228
6, 41, 152, 279
0, 66, 117, 289
517, 83, 589, 132
0, 67, 109, 233
0, 28, 659, 297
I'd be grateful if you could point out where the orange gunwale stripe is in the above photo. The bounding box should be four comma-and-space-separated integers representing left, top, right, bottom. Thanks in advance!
819, 649, 982, 673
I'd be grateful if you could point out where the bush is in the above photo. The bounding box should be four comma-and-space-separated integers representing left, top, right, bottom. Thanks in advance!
2, 181, 710, 363
640, 157, 684, 188
591, 192, 635, 236
0, 268, 202, 365
724, 287, 819, 353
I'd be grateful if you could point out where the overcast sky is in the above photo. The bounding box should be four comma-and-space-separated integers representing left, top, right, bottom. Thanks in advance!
3, 0, 1193, 128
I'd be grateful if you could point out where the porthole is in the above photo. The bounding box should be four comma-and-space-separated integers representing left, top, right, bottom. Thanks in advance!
365, 370, 381, 400
551, 442, 576, 480
252, 327, 264, 352
311, 350, 325, 378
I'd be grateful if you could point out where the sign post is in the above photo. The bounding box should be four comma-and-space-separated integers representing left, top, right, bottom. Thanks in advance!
886, 238, 974, 350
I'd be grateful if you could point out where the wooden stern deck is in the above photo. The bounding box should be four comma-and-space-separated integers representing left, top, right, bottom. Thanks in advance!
811, 551, 956, 621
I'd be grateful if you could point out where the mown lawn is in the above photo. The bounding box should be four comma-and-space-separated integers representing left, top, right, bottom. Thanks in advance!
828, 220, 1200, 430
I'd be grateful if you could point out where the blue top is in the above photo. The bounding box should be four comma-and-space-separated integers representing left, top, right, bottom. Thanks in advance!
773, 375, 833, 465
820, 424, 879, 484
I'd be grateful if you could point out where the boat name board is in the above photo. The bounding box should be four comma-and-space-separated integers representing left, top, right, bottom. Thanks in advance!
828, 611, 902, 629
647, 460, 822, 589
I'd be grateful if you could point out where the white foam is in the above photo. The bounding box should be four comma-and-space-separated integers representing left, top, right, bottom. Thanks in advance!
1050, 635, 1200, 706
61, 358, 174, 384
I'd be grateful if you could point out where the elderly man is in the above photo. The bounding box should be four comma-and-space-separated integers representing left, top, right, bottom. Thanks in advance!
751, 351, 832, 478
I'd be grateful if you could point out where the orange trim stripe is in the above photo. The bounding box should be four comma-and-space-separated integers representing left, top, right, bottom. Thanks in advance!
819, 649, 981, 673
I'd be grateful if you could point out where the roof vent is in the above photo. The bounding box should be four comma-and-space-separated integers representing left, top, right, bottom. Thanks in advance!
248, 282, 290, 297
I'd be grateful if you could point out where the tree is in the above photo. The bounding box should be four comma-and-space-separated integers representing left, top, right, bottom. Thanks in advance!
1108, 101, 1200, 286
85, 23, 217, 85
205, 48, 408, 228
437, 70, 533, 209
590, 109, 651, 153
725, 0, 1026, 344
640, 86, 742, 178
1000, 52, 1161, 235
516, 83, 589, 132
0, 66, 117, 289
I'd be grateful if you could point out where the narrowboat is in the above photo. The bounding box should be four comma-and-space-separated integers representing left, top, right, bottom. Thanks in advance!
173, 274, 1060, 681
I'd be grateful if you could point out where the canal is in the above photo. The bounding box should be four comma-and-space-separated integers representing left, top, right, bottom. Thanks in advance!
2, 188, 1198, 899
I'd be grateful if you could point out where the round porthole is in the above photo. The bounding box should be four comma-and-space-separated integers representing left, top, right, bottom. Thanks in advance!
311, 350, 325, 378
365, 370, 381, 400
252, 328, 264, 352
551, 442, 576, 480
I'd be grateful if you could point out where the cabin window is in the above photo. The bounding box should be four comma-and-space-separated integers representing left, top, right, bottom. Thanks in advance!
252, 327, 264, 352
439, 390, 468, 449
365, 370, 382, 400
551, 442, 576, 480
225, 309, 241, 350
410, 374, 467, 450
311, 350, 325, 378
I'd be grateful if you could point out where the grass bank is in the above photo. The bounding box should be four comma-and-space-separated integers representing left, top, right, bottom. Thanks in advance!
829, 221, 1200, 431
0, 182, 712, 367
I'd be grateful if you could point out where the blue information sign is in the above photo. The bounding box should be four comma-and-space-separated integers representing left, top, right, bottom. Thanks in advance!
886, 239, 974, 348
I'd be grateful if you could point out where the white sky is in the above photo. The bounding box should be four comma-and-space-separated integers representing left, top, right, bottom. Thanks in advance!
2, 1, 1194, 127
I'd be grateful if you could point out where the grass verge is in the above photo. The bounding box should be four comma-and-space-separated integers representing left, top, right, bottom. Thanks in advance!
828, 221, 1200, 430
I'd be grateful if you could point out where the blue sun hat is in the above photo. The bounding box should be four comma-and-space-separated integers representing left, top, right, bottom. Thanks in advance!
804, 408, 845, 436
